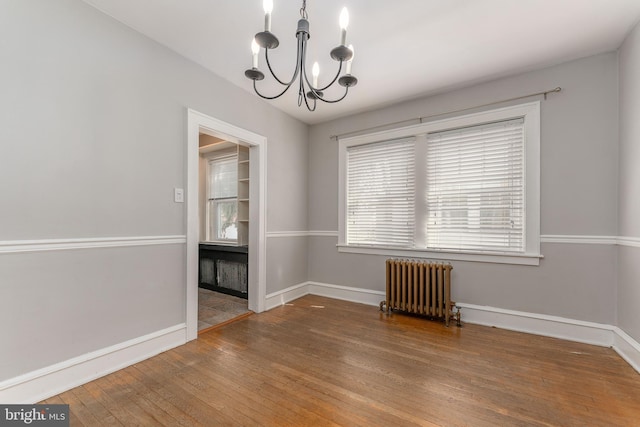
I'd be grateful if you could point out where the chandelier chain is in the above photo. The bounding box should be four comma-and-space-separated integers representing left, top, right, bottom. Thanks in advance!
300, 0, 308, 19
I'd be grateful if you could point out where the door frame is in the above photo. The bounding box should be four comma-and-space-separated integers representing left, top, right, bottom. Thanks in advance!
186, 109, 267, 340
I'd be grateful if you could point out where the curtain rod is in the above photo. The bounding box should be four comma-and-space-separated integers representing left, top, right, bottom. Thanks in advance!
329, 86, 562, 140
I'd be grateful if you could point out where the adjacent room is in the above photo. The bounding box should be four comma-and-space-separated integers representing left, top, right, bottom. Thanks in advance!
2, 0, 640, 425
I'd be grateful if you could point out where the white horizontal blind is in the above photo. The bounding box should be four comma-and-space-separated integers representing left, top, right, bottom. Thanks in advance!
346, 139, 415, 247
208, 157, 237, 200
426, 118, 525, 252
207, 156, 238, 242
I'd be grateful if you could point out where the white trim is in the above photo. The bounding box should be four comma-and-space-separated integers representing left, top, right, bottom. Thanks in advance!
266, 231, 340, 238
264, 281, 385, 311
187, 109, 267, 342
265, 282, 310, 310
613, 327, 640, 374
308, 230, 339, 237
618, 236, 640, 248
266, 231, 309, 238
455, 303, 614, 347
541, 234, 618, 245
0, 324, 186, 404
338, 102, 541, 263
0, 235, 186, 254
337, 244, 542, 266
308, 282, 385, 307
271, 232, 637, 247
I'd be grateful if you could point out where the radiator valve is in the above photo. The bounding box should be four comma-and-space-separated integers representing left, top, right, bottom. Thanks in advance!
455, 305, 462, 327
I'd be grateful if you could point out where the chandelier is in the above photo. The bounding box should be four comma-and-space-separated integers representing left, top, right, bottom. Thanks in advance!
244, 0, 358, 111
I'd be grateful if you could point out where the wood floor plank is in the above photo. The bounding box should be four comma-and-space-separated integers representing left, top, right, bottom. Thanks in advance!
41, 295, 640, 426
70, 384, 123, 426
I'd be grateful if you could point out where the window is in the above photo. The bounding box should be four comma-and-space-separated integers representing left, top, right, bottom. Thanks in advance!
347, 139, 415, 247
338, 102, 540, 265
207, 156, 238, 242
426, 118, 524, 253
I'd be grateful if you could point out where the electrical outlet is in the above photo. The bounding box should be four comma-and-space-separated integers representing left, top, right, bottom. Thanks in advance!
174, 188, 184, 203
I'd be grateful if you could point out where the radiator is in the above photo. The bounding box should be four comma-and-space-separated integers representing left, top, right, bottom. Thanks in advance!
381, 259, 460, 327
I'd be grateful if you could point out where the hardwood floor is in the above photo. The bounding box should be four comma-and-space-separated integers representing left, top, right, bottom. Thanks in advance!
198, 288, 250, 331
43, 295, 640, 426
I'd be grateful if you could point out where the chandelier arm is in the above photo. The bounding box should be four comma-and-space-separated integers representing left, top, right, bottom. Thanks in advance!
301, 59, 343, 94
252, 79, 294, 100
298, 41, 316, 111
300, 40, 343, 95
313, 86, 350, 104
317, 61, 344, 92
302, 92, 317, 111
264, 37, 304, 86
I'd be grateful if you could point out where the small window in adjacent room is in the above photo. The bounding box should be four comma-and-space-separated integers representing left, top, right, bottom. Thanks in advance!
338, 102, 541, 265
207, 156, 238, 243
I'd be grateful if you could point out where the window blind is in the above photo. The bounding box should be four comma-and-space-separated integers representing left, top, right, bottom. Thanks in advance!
346, 139, 415, 247
208, 157, 237, 200
207, 156, 238, 242
426, 118, 525, 253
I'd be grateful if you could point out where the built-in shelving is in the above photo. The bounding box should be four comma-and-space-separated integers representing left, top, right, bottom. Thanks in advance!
237, 145, 250, 246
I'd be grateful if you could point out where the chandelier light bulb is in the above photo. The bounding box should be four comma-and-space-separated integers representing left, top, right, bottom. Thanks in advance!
312, 62, 320, 88
339, 7, 349, 45
346, 44, 354, 74
339, 7, 349, 30
263, 0, 273, 14
251, 38, 260, 68
263, 0, 273, 31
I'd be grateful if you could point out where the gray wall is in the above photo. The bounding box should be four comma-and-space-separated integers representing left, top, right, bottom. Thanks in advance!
308, 53, 620, 325
618, 20, 640, 342
0, 0, 307, 381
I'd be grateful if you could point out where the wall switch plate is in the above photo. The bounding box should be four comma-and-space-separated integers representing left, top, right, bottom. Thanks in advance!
174, 188, 184, 203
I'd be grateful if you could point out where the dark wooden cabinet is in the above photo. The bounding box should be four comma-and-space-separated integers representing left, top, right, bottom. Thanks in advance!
199, 244, 248, 299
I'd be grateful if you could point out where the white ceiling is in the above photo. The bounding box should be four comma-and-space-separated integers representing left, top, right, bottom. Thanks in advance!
82, 0, 640, 125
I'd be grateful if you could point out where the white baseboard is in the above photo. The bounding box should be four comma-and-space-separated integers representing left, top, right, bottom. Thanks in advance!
308, 282, 385, 307
0, 324, 187, 404
265, 283, 310, 310
613, 327, 640, 374
455, 303, 614, 347
265, 281, 386, 310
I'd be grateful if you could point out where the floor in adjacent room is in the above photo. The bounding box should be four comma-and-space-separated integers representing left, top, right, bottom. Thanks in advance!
43, 295, 640, 426
198, 287, 250, 331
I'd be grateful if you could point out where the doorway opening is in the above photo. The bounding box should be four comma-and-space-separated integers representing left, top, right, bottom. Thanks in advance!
186, 109, 266, 341
197, 135, 250, 331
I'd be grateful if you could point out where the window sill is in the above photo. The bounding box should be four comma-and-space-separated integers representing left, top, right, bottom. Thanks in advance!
200, 240, 239, 247
336, 244, 542, 266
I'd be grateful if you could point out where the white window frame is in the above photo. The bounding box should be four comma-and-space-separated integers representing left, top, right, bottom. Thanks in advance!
338, 102, 541, 266
205, 153, 238, 244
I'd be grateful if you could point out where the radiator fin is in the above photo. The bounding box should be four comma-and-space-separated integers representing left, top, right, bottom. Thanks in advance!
383, 259, 454, 326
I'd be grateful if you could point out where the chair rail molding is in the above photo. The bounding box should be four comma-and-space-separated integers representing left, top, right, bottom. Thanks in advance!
0, 235, 186, 254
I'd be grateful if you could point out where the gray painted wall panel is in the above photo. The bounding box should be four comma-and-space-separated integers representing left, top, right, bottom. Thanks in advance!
266, 237, 308, 294
307, 53, 620, 324
619, 20, 640, 239
618, 19, 640, 342
0, 245, 184, 381
308, 237, 616, 325
618, 246, 640, 341
309, 53, 619, 236
0, 0, 308, 381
